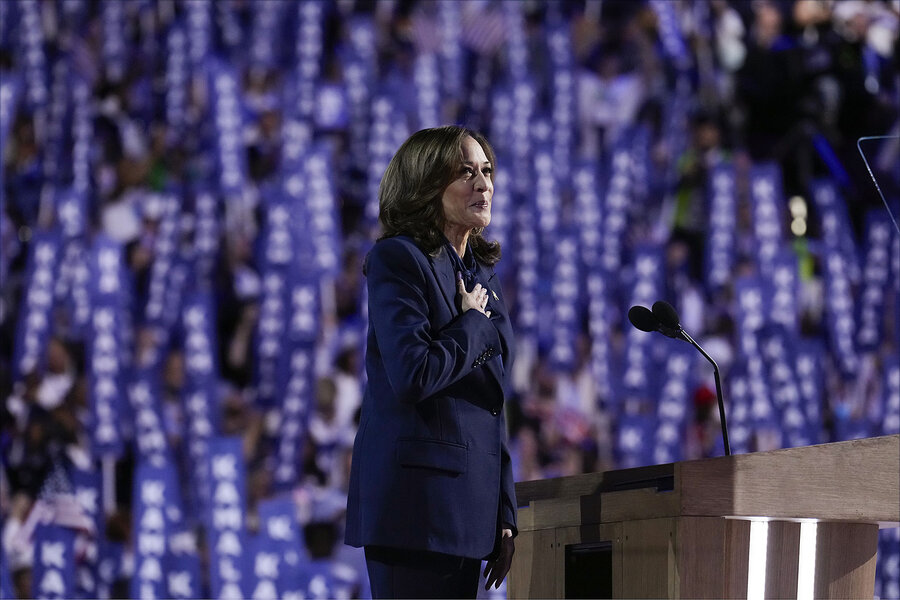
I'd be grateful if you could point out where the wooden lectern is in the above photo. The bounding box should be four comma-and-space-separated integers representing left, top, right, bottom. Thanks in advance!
508, 434, 899, 599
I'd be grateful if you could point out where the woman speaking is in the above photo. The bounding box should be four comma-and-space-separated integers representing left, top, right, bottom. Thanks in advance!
345, 126, 517, 598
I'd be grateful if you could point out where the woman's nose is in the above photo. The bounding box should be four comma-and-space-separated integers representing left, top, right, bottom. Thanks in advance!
473, 170, 490, 192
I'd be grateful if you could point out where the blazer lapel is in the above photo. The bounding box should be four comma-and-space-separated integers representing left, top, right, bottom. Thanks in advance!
478, 264, 505, 317
477, 262, 513, 395
427, 247, 458, 318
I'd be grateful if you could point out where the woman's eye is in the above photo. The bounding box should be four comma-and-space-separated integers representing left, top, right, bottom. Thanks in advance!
462, 166, 491, 178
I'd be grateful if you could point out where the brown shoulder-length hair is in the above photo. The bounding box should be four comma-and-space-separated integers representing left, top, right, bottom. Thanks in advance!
377, 125, 502, 265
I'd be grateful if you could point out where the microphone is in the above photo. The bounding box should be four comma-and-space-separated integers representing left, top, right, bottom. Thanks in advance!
627, 305, 680, 339
628, 301, 732, 456
627, 305, 659, 333
651, 300, 681, 332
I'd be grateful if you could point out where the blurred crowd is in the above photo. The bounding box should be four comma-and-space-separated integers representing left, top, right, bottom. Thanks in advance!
0, 0, 898, 599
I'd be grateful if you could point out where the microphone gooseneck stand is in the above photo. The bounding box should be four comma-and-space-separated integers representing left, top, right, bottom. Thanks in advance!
630, 301, 733, 457
651, 300, 732, 456
677, 329, 731, 456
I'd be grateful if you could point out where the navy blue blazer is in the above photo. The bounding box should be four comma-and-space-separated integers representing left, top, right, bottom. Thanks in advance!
344, 235, 517, 560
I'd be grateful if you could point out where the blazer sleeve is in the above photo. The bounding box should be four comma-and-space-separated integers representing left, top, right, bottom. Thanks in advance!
500, 412, 518, 536
367, 238, 503, 404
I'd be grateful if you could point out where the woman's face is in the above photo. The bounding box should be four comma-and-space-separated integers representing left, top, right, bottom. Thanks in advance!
441, 136, 493, 234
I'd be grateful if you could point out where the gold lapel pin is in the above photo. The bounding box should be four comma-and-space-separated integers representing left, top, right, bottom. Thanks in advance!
492, 290, 499, 301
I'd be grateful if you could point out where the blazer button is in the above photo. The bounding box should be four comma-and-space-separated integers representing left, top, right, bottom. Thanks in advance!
490, 408, 499, 416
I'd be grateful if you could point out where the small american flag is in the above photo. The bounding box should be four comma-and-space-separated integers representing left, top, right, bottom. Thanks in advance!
12, 459, 95, 554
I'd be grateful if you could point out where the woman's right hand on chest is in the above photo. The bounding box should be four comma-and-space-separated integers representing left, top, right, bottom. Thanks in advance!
457, 274, 490, 317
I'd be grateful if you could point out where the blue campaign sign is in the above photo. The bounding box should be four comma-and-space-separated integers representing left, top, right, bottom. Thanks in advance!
548, 22, 575, 186
648, 0, 690, 70
586, 270, 614, 405
600, 143, 634, 276
821, 245, 860, 378
162, 461, 203, 599
55, 188, 87, 241
255, 265, 289, 408
857, 210, 893, 351
191, 187, 220, 288
56, 239, 91, 340
726, 361, 754, 455
314, 83, 349, 131
248, 1, 286, 71
748, 163, 786, 281
143, 194, 181, 332
245, 535, 282, 600
296, 558, 360, 600
621, 244, 664, 404
548, 230, 581, 373
70, 79, 92, 197
13, 228, 61, 381
164, 530, 204, 600
165, 22, 188, 136
273, 341, 314, 491
509, 81, 535, 198
758, 324, 810, 447
809, 179, 860, 279
291, 1, 324, 120
206, 437, 249, 599
87, 235, 127, 458
733, 276, 769, 357
533, 147, 561, 264
503, 1, 529, 84
18, 0, 48, 112
485, 156, 513, 265
182, 290, 221, 391
573, 160, 605, 268
366, 95, 407, 227
261, 191, 295, 268
769, 249, 800, 334
71, 468, 102, 599
258, 497, 304, 593
301, 146, 342, 277
131, 463, 174, 600
182, 373, 218, 520
514, 201, 539, 337
33, 524, 77, 600
100, 0, 127, 83
128, 366, 172, 466
186, 0, 212, 73
209, 59, 248, 200
654, 344, 696, 462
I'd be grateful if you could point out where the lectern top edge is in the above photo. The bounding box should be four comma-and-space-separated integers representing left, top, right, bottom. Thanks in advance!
515, 435, 900, 524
